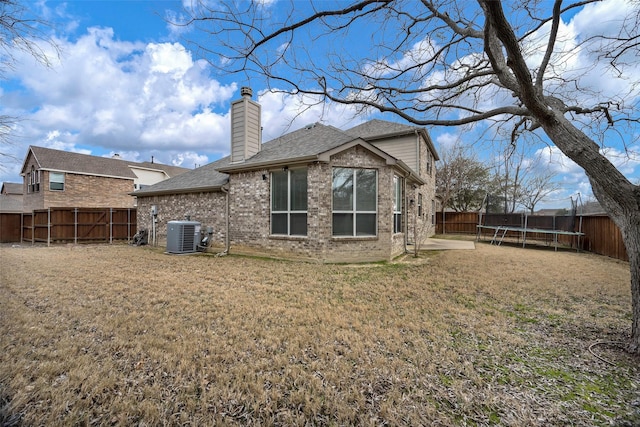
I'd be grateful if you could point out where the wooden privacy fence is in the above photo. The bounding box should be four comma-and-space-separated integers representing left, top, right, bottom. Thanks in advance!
436, 211, 628, 261
16, 207, 137, 244
0, 213, 22, 243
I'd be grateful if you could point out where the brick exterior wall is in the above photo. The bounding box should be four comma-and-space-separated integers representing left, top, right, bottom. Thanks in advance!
135, 141, 437, 262
136, 192, 227, 248
22, 153, 136, 211
43, 171, 134, 208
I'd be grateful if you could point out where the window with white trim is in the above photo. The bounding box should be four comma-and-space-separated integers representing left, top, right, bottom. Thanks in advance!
332, 167, 377, 237
393, 175, 402, 233
271, 168, 307, 236
28, 166, 40, 193
50, 172, 65, 191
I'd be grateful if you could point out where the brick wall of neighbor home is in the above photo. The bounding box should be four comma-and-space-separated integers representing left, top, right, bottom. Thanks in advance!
136, 191, 227, 247
23, 182, 44, 212
43, 172, 134, 208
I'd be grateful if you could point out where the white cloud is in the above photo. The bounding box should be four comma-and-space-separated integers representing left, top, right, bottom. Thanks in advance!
434, 132, 460, 152
0, 26, 240, 182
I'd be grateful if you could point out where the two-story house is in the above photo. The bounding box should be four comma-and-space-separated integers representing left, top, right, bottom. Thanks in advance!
20, 147, 188, 212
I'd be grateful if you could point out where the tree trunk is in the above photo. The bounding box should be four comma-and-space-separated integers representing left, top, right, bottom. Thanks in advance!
540, 112, 640, 353
611, 208, 640, 353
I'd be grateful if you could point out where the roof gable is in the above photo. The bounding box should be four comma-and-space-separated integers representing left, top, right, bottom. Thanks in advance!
347, 119, 439, 161
22, 146, 137, 179
1, 182, 23, 195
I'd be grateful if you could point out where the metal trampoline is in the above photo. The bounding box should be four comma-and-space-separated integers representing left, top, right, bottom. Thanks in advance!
475, 196, 584, 251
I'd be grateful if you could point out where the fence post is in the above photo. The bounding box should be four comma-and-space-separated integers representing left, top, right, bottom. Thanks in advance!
110, 208, 113, 244
74, 208, 78, 245
47, 208, 51, 247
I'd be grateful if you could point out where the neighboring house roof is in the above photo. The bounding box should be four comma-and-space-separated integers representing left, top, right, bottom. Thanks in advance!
132, 162, 190, 178
347, 119, 440, 160
1, 182, 23, 195
20, 146, 189, 180
0, 194, 23, 212
22, 146, 137, 179
134, 120, 429, 197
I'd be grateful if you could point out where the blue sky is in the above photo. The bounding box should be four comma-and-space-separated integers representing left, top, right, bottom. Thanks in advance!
1, 0, 638, 211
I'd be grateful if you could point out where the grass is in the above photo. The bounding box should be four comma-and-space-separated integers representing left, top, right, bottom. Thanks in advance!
0, 241, 638, 426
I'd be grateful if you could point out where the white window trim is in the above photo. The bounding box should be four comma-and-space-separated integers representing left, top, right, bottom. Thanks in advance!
49, 172, 65, 191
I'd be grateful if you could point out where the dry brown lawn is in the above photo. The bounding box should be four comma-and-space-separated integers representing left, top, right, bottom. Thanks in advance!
1, 239, 638, 426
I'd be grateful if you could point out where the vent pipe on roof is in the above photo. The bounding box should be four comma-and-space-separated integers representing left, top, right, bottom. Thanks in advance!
230, 87, 261, 163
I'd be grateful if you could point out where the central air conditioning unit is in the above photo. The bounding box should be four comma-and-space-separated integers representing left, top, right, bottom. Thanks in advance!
166, 220, 201, 254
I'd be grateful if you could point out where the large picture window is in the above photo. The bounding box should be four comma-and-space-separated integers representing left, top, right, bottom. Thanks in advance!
271, 168, 307, 236
50, 172, 65, 191
332, 167, 377, 237
393, 175, 402, 233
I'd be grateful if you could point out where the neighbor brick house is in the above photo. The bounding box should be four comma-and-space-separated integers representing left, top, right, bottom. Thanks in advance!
134, 87, 439, 262
20, 146, 188, 212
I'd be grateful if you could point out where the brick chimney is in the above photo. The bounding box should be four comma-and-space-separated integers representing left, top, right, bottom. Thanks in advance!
230, 87, 261, 163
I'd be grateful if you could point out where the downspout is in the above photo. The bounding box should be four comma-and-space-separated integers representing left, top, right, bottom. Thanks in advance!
218, 182, 230, 256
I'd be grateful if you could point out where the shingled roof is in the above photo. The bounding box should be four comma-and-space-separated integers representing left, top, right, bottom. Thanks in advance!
133, 123, 352, 196
24, 146, 137, 179
22, 146, 189, 179
217, 123, 355, 172
134, 119, 428, 197
132, 157, 231, 196
1, 182, 23, 195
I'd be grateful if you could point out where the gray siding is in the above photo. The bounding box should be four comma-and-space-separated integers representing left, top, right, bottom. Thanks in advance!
370, 134, 418, 171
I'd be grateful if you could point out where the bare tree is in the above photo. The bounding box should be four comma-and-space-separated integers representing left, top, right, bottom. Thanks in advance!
436, 142, 489, 216
182, 1, 640, 353
0, 0, 58, 164
492, 144, 528, 214
491, 142, 561, 214
519, 159, 562, 214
